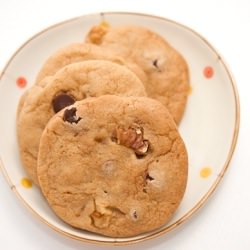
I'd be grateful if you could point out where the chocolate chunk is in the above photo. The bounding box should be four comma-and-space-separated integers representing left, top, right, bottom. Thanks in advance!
152, 59, 161, 72
146, 173, 154, 181
52, 93, 75, 113
63, 107, 81, 124
133, 210, 138, 219
153, 59, 158, 68
110, 132, 118, 143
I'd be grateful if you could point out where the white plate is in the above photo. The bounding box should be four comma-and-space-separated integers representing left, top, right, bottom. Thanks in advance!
0, 12, 240, 245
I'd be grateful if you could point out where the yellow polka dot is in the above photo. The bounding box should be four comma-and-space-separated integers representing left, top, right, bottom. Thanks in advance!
21, 178, 33, 188
200, 167, 212, 178
188, 85, 193, 95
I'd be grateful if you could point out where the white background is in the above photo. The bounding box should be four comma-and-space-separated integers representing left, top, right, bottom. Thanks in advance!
0, 0, 249, 249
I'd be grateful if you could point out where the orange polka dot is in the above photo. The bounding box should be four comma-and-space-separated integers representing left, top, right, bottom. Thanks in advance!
16, 76, 27, 88
203, 66, 214, 78
21, 177, 33, 188
200, 167, 212, 178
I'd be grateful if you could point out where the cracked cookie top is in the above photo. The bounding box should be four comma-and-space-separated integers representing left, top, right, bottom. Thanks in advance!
37, 95, 188, 237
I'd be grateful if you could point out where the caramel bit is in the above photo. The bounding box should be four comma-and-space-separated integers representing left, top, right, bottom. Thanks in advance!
88, 23, 109, 44
116, 126, 149, 156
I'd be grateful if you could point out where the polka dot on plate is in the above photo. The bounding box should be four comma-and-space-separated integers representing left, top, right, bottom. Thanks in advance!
16, 76, 27, 88
203, 66, 214, 79
200, 167, 212, 178
20, 177, 33, 188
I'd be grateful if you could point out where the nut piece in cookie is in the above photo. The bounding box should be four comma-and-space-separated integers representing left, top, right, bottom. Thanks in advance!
37, 95, 188, 237
17, 60, 146, 185
115, 125, 149, 156
17, 42, 147, 120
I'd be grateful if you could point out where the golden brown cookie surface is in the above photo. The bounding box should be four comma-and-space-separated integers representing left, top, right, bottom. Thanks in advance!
86, 25, 190, 123
17, 60, 146, 184
35, 42, 146, 84
37, 95, 188, 237
16, 43, 146, 118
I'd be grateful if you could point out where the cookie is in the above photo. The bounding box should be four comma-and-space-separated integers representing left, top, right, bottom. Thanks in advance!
37, 95, 188, 237
35, 42, 146, 84
86, 25, 190, 123
16, 43, 147, 118
17, 60, 146, 184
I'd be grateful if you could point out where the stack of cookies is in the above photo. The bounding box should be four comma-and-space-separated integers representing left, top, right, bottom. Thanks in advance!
16, 23, 189, 237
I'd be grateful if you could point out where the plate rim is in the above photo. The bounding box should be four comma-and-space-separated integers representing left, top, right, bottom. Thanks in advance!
0, 11, 240, 246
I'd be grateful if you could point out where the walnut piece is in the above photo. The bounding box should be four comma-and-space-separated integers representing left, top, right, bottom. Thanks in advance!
116, 126, 149, 156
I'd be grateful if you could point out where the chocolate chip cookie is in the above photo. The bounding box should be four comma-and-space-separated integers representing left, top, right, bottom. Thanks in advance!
17, 43, 146, 118
37, 95, 188, 237
86, 25, 190, 123
17, 60, 146, 184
